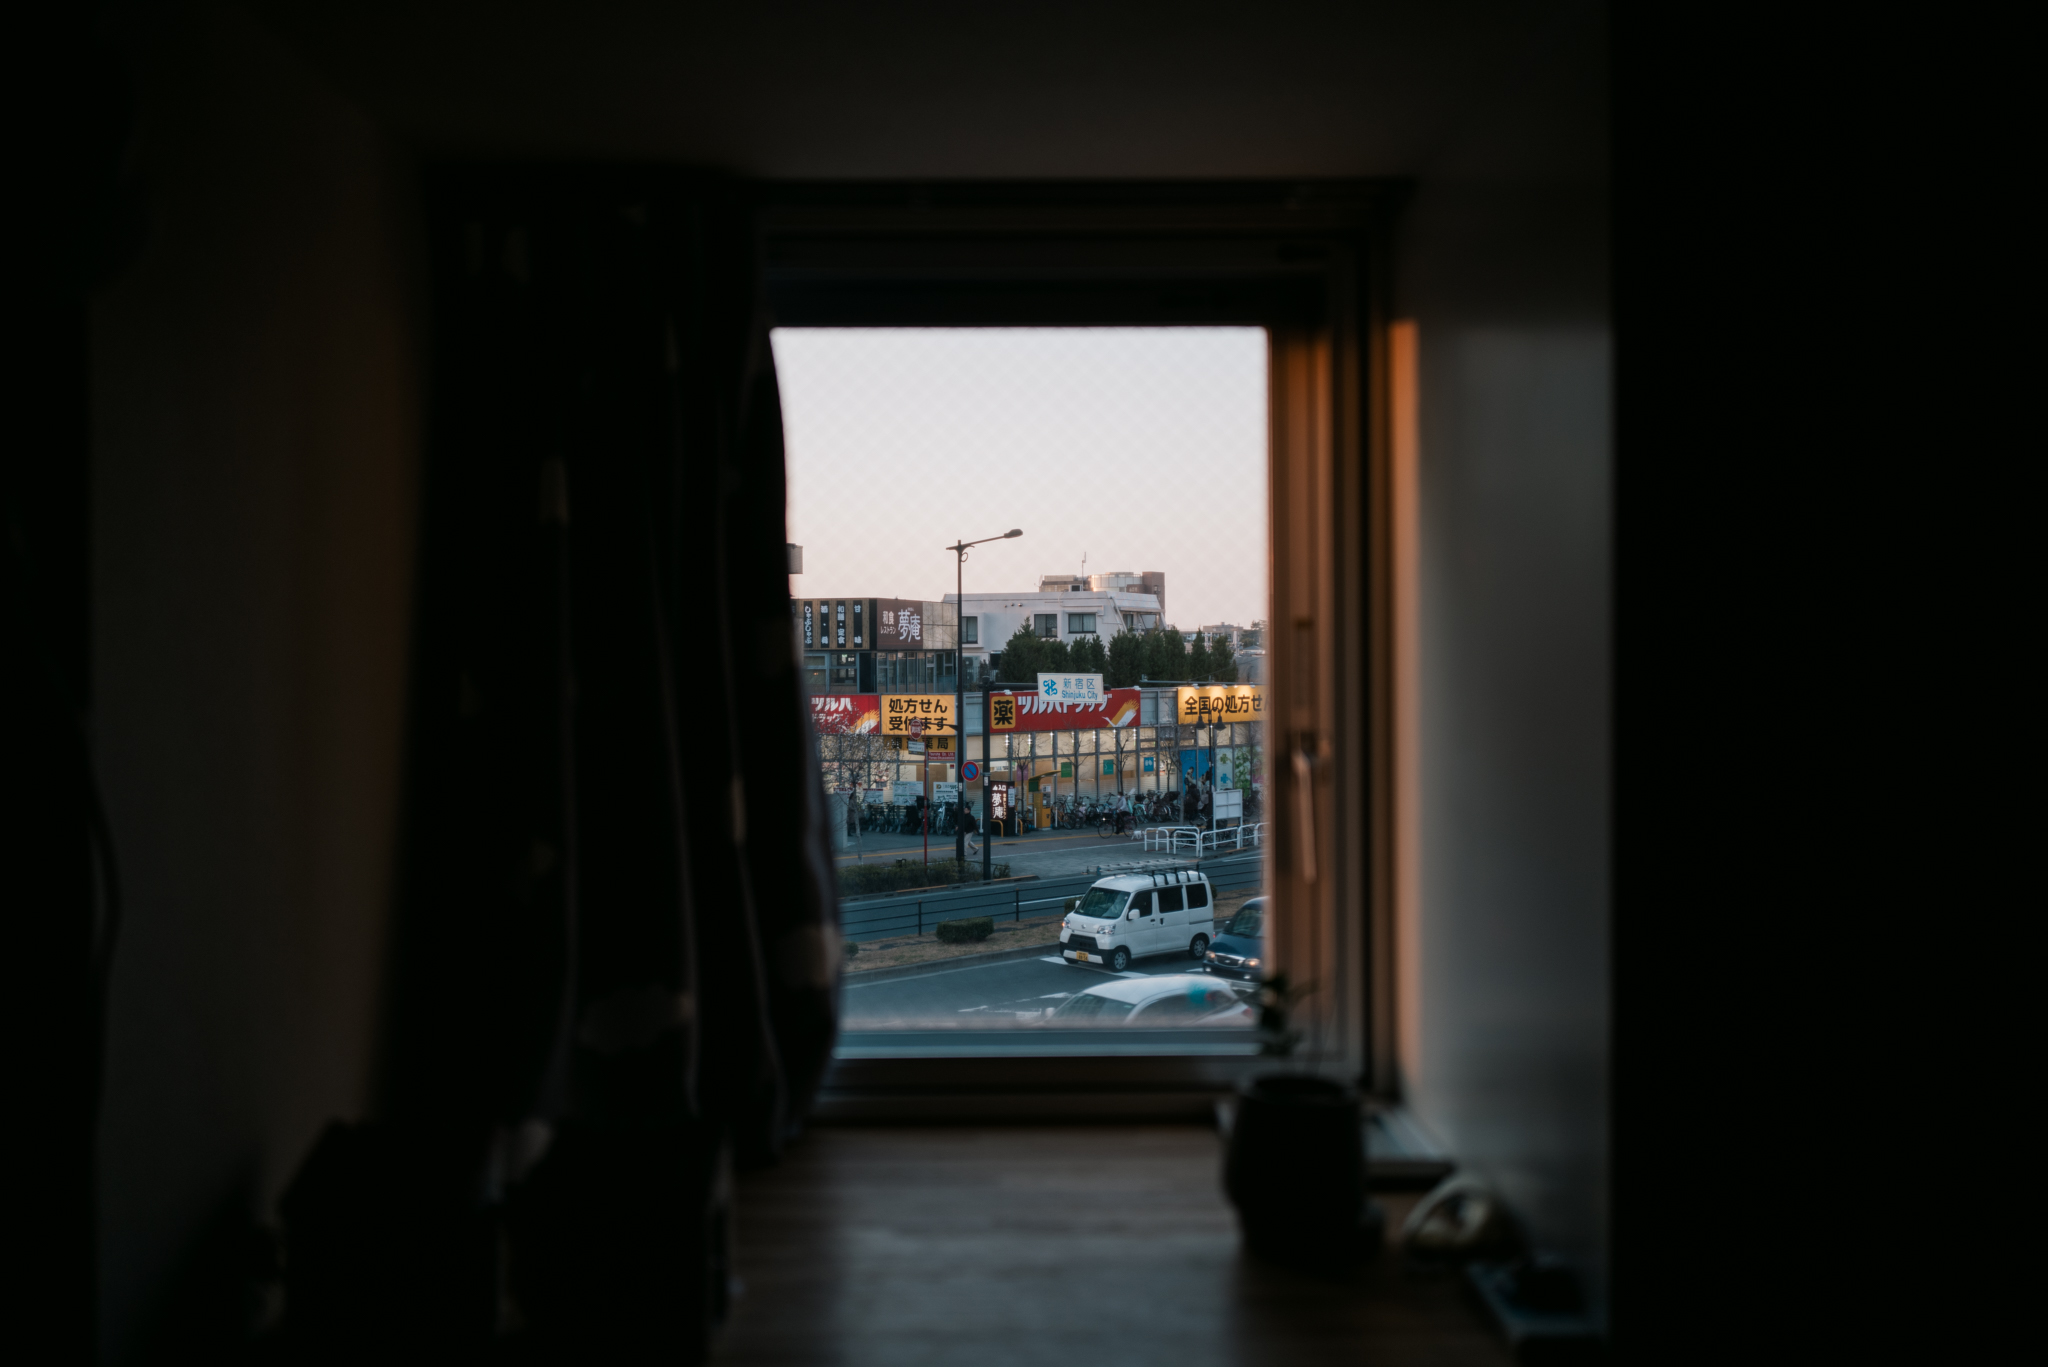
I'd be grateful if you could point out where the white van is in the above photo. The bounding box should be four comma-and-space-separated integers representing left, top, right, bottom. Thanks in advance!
1059, 869, 1217, 973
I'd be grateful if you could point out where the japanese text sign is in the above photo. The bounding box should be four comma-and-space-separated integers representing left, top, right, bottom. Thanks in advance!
1175, 685, 1265, 724
988, 687, 1139, 731
875, 597, 926, 648
881, 693, 956, 737
1036, 672, 1105, 704
809, 694, 879, 735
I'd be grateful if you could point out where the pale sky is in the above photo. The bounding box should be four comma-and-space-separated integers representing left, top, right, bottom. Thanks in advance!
773, 328, 1269, 630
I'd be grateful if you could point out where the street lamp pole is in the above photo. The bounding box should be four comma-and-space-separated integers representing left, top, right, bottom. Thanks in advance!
947, 529, 1023, 868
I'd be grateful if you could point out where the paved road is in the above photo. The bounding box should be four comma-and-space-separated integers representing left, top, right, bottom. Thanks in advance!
843, 945, 1253, 1028
838, 825, 1224, 881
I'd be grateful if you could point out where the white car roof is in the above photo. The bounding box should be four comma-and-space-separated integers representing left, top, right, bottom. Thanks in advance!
1076, 973, 1231, 1005
1089, 869, 1211, 893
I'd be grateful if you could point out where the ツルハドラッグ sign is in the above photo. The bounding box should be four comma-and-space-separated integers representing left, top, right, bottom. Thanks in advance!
988, 687, 1139, 731
810, 694, 880, 734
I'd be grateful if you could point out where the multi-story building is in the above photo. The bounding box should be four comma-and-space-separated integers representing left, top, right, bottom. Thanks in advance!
794, 571, 1176, 696
792, 595, 961, 695
950, 581, 1165, 678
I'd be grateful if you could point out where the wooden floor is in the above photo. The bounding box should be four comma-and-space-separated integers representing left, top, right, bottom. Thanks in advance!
715, 1125, 1512, 1367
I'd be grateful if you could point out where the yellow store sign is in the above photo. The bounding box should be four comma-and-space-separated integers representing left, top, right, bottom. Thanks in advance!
881, 694, 957, 737
1175, 685, 1266, 724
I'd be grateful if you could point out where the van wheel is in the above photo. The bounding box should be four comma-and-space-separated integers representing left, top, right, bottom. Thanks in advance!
1108, 946, 1132, 972
1189, 935, 1210, 960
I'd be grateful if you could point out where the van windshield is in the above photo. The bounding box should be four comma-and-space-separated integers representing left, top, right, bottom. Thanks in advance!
1222, 903, 1265, 938
1072, 887, 1130, 920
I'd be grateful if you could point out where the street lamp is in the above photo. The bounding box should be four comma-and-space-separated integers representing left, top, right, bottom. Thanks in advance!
948, 529, 1022, 869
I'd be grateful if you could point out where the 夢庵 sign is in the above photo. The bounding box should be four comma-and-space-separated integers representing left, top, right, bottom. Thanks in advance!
988, 686, 1140, 732
1174, 685, 1265, 724
881, 693, 956, 737
874, 598, 928, 648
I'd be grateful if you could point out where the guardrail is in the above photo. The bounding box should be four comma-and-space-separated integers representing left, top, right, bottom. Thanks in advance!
1198, 822, 1263, 855
1139, 823, 1264, 855
839, 849, 1269, 943
1199, 850, 1265, 898
838, 870, 1106, 943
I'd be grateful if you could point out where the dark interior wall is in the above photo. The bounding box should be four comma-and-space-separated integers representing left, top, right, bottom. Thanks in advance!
91, 3, 420, 1357
83, 0, 1613, 1354
1395, 1, 1610, 1303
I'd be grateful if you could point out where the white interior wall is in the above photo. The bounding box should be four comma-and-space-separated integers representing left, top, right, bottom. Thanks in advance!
1394, 2, 1611, 1304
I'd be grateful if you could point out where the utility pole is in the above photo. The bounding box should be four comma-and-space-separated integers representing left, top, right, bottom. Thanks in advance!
946, 528, 1022, 870
982, 676, 993, 882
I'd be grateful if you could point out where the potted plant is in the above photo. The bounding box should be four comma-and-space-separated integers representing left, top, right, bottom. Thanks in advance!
1222, 974, 1385, 1263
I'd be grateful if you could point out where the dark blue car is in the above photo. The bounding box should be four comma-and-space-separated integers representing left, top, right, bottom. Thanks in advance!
1203, 896, 1265, 981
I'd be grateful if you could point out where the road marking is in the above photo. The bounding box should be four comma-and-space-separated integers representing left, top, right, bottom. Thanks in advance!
843, 955, 1068, 989
1038, 955, 1067, 964
1116, 971, 1147, 979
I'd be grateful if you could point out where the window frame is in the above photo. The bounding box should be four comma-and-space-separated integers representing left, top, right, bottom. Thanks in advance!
761, 181, 1398, 1108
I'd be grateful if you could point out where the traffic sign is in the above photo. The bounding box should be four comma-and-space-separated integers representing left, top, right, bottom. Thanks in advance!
962, 760, 981, 781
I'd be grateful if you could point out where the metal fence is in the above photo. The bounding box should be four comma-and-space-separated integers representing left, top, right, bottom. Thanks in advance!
837, 849, 1268, 943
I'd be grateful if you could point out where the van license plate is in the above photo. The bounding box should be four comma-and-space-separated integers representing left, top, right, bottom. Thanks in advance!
1073, 952, 1089, 962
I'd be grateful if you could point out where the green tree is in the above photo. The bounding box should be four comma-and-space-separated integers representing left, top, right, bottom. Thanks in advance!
996, 622, 1048, 682
1105, 630, 1144, 687
1210, 633, 1238, 682
1141, 627, 1187, 682
1075, 635, 1109, 675
1188, 632, 1214, 681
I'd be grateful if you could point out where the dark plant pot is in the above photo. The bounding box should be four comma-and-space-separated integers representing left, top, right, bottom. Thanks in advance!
1224, 1074, 1380, 1264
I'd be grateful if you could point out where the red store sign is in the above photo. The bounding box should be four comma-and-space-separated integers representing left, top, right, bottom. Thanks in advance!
987, 687, 1141, 733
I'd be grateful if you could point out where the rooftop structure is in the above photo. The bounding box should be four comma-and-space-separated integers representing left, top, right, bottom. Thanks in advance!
1034, 570, 1166, 619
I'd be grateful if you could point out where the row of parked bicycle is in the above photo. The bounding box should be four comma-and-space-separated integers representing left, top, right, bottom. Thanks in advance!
845, 789, 1266, 840
852, 802, 964, 837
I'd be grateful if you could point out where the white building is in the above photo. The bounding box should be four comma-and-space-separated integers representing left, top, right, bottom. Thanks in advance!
947, 584, 1166, 674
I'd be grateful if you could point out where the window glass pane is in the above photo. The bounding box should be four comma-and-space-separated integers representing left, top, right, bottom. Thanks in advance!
777, 328, 1267, 1053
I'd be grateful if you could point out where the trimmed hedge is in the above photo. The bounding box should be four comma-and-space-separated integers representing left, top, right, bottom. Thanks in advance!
840, 859, 1010, 896
934, 916, 995, 944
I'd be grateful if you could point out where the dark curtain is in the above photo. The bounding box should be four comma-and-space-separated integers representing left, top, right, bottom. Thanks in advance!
280, 167, 838, 1361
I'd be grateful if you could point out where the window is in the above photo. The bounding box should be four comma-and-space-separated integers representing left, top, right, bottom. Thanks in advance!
775, 321, 1275, 1066
804, 653, 828, 694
